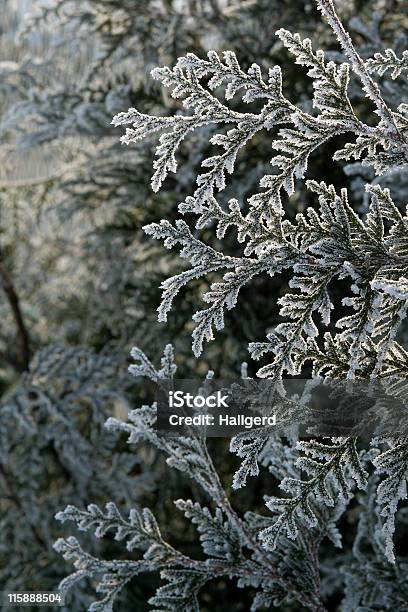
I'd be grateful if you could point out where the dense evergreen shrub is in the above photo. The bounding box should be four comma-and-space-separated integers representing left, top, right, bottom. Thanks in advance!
1, 1, 408, 610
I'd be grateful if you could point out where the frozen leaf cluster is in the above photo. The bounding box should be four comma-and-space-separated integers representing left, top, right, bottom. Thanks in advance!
40, 0, 408, 609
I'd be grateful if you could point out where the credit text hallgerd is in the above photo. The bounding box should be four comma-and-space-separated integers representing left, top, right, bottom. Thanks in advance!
167, 390, 276, 429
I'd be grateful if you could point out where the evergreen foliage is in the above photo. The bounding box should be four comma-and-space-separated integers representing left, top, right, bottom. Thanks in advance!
1, 1, 408, 610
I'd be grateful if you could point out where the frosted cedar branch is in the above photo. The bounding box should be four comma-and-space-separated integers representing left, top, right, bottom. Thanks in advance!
53, 1, 408, 611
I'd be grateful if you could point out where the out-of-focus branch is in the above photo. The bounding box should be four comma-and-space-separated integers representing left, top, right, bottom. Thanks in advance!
0, 249, 30, 371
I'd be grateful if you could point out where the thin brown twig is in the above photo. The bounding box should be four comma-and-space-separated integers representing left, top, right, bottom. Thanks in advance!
0, 250, 30, 371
